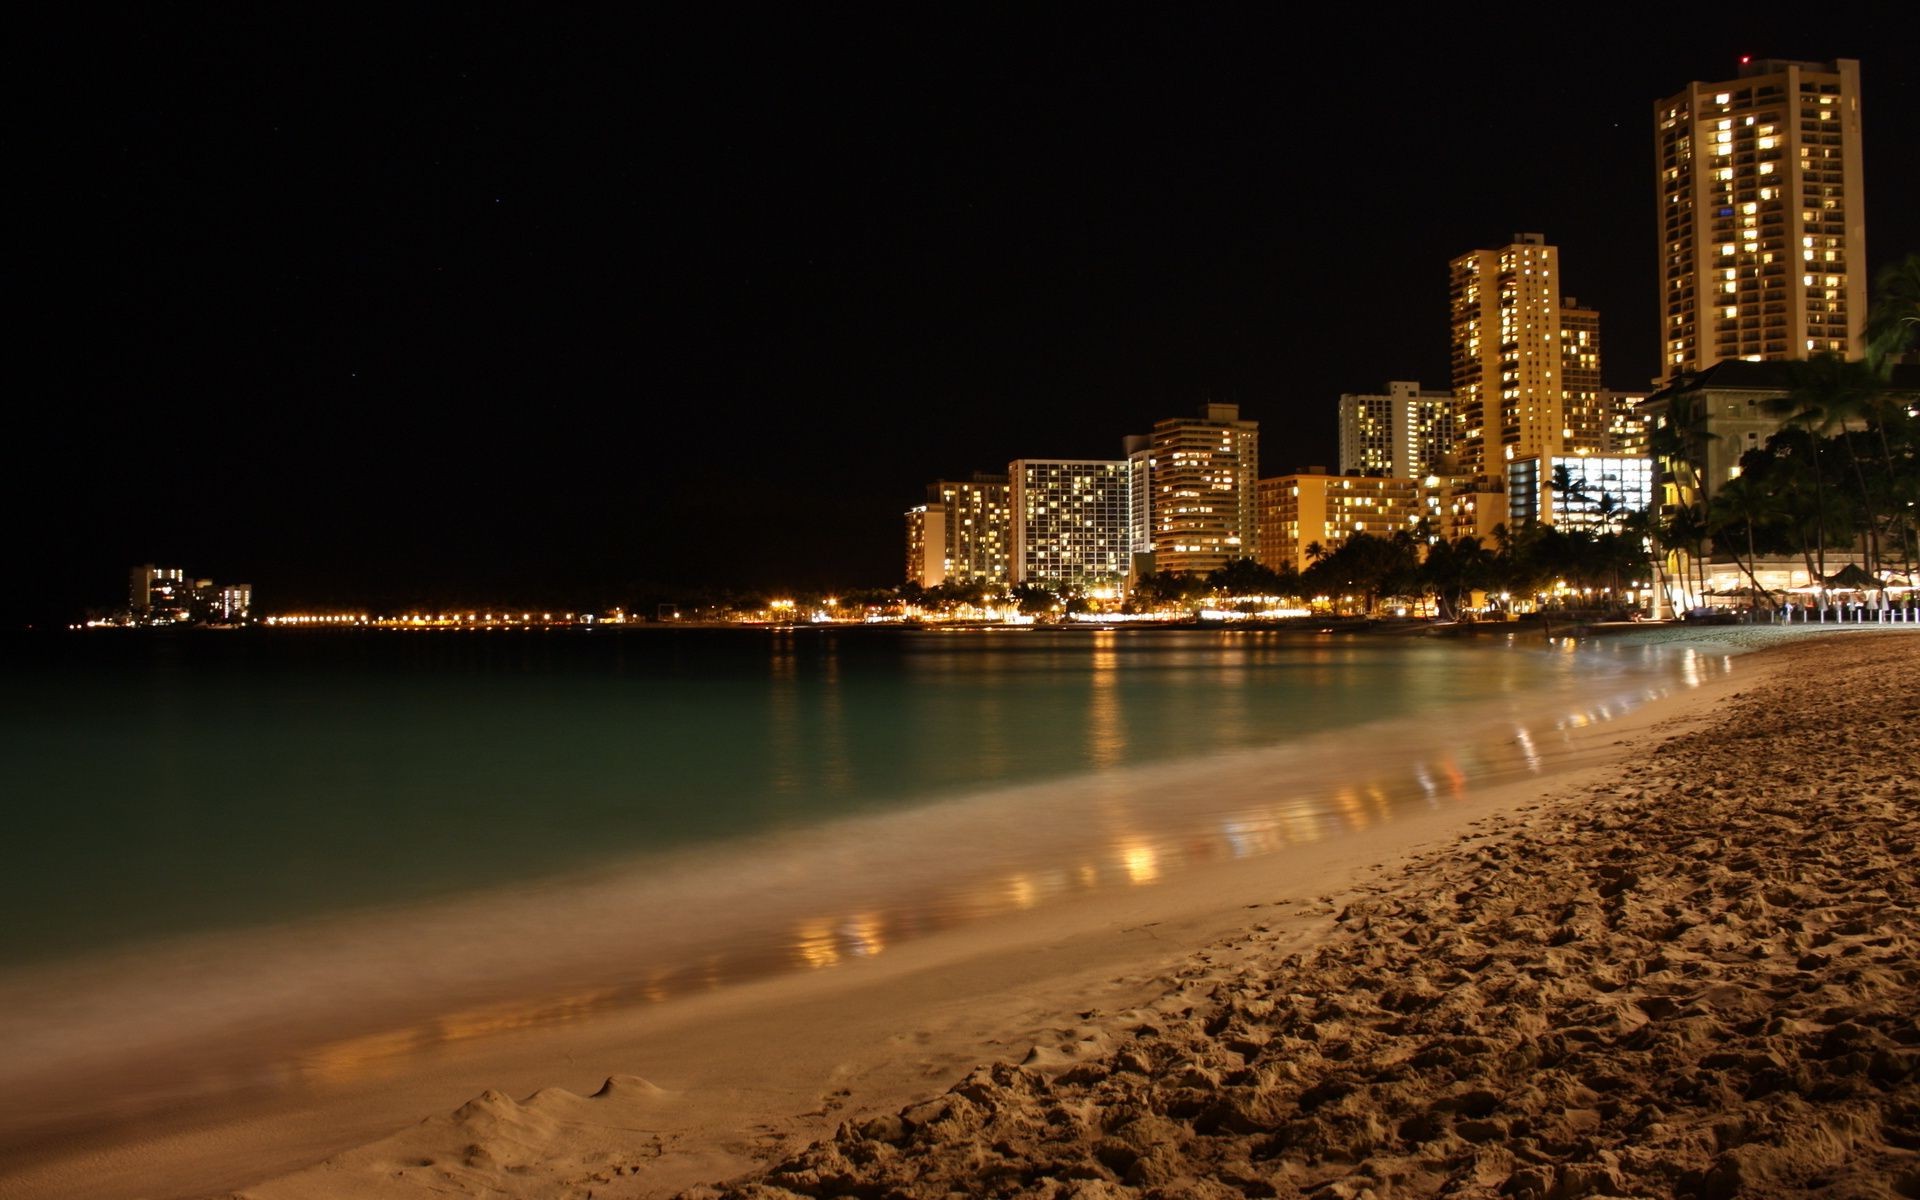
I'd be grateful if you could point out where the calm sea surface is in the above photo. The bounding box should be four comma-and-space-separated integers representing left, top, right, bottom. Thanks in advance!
1, 625, 1722, 968
0, 623, 1747, 1162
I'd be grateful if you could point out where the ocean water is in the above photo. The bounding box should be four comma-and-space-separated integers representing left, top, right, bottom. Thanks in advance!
0, 625, 1721, 968
0, 624, 1745, 1158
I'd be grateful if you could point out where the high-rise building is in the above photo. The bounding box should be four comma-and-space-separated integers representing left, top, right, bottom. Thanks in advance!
1137, 403, 1260, 576
129, 564, 185, 613
1449, 233, 1581, 485
213, 584, 252, 622
903, 474, 1011, 587
1655, 57, 1865, 376
1336, 381, 1455, 478
1008, 459, 1132, 588
1559, 298, 1606, 454
1602, 389, 1652, 455
1256, 471, 1422, 577
1123, 434, 1154, 564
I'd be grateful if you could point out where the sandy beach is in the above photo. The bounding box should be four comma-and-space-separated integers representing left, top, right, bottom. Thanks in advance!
4, 625, 1915, 1199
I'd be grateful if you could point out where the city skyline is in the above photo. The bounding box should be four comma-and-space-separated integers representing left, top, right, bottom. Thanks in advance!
15, 11, 1920, 627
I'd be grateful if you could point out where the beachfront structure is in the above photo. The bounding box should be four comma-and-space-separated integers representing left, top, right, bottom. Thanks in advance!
1655, 58, 1865, 376
1422, 474, 1508, 545
1506, 455, 1654, 533
214, 584, 252, 622
1449, 234, 1608, 487
1336, 381, 1456, 479
1124, 433, 1154, 568
1136, 403, 1260, 576
903, 474, 1011, 588
1256, 472, 1422, 576
129, 564, 186, 614
1008, 459, 1132, 589
1641, 360, 1920, 608
904, 505, 935, 587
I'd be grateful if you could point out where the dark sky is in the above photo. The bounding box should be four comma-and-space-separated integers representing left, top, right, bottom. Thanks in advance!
17, 8, 1920, 624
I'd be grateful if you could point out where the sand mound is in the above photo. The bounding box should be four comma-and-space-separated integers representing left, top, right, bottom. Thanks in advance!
692, 634, 1920, 1199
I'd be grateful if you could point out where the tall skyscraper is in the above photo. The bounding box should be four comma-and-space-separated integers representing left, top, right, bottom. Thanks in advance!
1559, 298, 1606, 454
902, 474, 1011, 587
1449, 234, 1577, 486
1008, 459, 1132, 588
1655, 57, 1865, 377
1137, 403, 1260, 576
1336, 381, 1455, 478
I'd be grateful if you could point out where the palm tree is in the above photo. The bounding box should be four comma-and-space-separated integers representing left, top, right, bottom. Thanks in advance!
1866, 252, 1920, 375
1662, 502, 1711, 612
1707, 473, 1785, 612
1419, 536, 1491, 621
1778, 353, 1884, 574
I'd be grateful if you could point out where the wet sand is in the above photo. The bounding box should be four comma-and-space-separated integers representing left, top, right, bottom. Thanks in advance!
4, 627, 1914, 1198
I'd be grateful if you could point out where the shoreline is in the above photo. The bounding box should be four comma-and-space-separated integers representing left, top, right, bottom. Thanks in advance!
2, 627, 1912, 1199
698, 625, 1920, 1200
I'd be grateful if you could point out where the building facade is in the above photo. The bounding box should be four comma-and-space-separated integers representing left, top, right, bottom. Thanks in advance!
1506, 455, 1654, 533
1008, 459, 1132, 588
1559, 299, 1607, 454
1449, 234, 1586, 485
1256, 472, 1422, 577
1655, 57, 1866, 377
903, 474, 1011, 587
1336, 381, 1456, 478
1602, 388, 1651, 455
1139, 403, 1260, 576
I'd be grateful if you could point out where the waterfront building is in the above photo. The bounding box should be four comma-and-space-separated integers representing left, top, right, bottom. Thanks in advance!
1136, 403, 1260, 576
1655, 58, 1865, 376
1505, 455, 1654, 533
1640, 360, 1920, 609
1422, 474, 1508, 545
903, 474, 1011, 588
1008, 459, 1132, 589
1336, 381, 1456, 478
1449, 234, 1609, 485
1123, 433, 1154, 571
905, 505, 936, 587
1257, 471, 1422, 577
129, 564, 185, 614
214, 584, 252, 622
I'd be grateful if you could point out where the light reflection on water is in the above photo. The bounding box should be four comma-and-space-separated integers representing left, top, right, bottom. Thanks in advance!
0, 633, 1741, 1142
264, 642, 1738, 1094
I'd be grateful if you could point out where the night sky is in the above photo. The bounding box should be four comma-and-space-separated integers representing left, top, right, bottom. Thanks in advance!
17, 8, 1920, 626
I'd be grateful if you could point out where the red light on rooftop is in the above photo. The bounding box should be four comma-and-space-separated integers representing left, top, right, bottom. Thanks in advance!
1740, 55, 1752, 64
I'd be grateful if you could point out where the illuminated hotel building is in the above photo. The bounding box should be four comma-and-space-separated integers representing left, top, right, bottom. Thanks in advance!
1137, 403, 1260, 576
902, 474, 1011, 588
129, 564, 185, 613
1123, 434, 1153, 562
1450, 233, 1591, 485
214, 584, 252, 622
1008, 459, 1132, 588
1559, 299, 1606, 454
1603, 388, 1651, 455
1256, 472, 1422, 576
1656, 58, 1865, 375
1506, 455, 1654, 533
1336, 381, 1455, 478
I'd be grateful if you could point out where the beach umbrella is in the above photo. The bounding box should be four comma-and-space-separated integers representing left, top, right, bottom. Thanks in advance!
1822, 563, 1880, 591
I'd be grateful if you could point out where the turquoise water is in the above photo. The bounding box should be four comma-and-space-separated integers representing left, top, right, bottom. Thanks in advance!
1, 625, 1682, 966
0, 623, 1748, 1162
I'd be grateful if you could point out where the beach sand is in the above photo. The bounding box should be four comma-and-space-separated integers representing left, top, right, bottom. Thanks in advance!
6, 626, 1916, 1199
